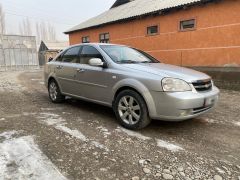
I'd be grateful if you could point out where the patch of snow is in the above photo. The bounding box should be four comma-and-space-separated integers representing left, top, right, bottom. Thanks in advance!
62, 112, 71, 115
97, 126, 111, 137
91, 141, 109, 152
0, 131, 18, 140
23, 112, 37, 116
0, 72, 25, 92
37, 113, 65, 126
39, 112, 60, 118
156, 139, 184, 152
233, 122, 240, 127
31, 79, 42, 81
39, 82, 45, 85
0, 118, 6, 121
215, 167, 225, 174
42, 117, 66, 126
41, 108, 63, 111
37, 112, 109, 151
116, 127, 151, 141
5, 114, 22, 118
55, 125, 88, 142
0, 136, 67, 179
204, 118, 216, 124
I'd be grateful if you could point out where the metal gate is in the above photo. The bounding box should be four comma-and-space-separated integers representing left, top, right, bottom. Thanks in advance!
0, 35, 39, 71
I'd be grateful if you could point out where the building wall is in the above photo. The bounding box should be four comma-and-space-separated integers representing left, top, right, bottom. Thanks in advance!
68, 0, 240, 67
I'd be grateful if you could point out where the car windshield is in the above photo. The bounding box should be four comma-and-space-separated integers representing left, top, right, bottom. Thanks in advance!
100, 45, 160, 64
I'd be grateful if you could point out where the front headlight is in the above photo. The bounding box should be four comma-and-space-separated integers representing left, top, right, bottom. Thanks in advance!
162, 78, 192, 92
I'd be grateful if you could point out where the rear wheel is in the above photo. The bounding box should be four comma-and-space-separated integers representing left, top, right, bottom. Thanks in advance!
114, 90, 151, 130
48, 80, 65, 103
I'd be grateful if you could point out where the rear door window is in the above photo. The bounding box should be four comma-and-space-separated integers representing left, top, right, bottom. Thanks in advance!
62, 46, 81, 63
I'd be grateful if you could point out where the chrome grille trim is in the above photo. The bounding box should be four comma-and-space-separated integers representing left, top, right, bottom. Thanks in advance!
192, 79, 212, 92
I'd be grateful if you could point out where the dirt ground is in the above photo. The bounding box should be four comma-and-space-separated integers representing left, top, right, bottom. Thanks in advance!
0, 70, 239, 180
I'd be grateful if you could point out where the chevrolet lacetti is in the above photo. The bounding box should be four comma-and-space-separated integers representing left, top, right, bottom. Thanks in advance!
44, 43, 220, 129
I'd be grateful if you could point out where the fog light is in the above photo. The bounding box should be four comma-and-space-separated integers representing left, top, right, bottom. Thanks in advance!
180, 110, 191, 117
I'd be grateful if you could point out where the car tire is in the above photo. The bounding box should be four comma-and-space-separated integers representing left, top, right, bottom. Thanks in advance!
114, 89, 152, 130
48, 79, 65, 103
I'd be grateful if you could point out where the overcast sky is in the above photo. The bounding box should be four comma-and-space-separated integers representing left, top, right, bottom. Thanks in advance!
0, 0, 116, 41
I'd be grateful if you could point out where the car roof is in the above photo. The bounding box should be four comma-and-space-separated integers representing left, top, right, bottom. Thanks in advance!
70, 43, 127, 48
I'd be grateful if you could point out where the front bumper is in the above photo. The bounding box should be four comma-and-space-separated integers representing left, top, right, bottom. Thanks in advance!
149, 86, 220, 121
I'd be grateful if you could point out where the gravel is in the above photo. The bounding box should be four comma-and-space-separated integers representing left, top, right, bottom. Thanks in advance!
0, 70, 239, 179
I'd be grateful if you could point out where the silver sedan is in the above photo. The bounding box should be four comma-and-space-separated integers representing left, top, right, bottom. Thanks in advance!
44, 43, 219, 129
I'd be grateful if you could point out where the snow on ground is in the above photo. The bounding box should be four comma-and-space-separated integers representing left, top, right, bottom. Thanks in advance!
37, 112, 109, 151
0, 118, 5, 121
0, 132, 67, 180
55, 125, 88, 142
116, 127, 151, 141
96, 126, 111, 138
233, 121, 240, 127
204, 118, 217, 124
116, 127, 185, 152
0, 131, 18, 140
40, 108, 63, 111
31, 79, 42, 81
156, 139, 184, 152
0, 72, 25, 92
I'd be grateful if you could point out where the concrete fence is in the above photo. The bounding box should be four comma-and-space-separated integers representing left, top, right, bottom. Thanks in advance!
0, 35, 39, 71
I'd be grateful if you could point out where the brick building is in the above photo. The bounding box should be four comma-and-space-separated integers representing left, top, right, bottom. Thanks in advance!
65, 0, 240, 67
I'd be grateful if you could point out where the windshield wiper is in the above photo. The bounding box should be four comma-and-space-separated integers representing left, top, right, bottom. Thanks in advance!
139, 61, 150, 63
115, 60, 139, 64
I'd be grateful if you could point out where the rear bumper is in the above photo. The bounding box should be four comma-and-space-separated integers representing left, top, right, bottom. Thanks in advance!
149, 86, 220, 121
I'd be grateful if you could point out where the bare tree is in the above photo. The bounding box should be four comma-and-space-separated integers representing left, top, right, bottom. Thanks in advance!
35, 21, 57, 43
47, 23, 56, 42
19, 18, 32, 36
0, 4, 5, 35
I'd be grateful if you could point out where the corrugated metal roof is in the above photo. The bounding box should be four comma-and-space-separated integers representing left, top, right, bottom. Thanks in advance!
65, 0, 204, 33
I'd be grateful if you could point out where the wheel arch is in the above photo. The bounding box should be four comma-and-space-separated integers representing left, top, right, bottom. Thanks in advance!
47, 76, 63, 93
112, 79, 157, 117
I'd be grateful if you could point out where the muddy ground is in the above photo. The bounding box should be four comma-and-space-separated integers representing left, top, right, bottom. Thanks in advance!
0, 70, 239, 180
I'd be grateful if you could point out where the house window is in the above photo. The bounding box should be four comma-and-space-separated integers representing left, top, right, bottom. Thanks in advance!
180, 19, 196, 31
99, 33, 110, 43
147, 25, 158, 35
82, 36, 90, 43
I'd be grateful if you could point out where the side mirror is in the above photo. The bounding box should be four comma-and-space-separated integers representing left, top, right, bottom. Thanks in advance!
89, 58, 107, 68
48, 57, 53, 62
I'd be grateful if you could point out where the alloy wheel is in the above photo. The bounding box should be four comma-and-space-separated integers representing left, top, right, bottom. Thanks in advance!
49, 82, 58, 101
118, 96, 141, 125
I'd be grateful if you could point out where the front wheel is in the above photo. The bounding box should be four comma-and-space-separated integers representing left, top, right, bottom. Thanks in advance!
114, 90, 151, 130
48, 80, 65, 103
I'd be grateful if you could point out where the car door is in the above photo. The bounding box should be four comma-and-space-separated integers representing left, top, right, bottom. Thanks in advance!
55, 46, 82, 95
75, 45, 114, 104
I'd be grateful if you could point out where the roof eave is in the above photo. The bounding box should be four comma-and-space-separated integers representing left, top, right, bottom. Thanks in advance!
65, 0, 218, 34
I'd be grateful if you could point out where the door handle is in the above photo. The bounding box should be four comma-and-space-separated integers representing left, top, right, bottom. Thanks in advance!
56, 65, 63, 69
76, 68, 85, 73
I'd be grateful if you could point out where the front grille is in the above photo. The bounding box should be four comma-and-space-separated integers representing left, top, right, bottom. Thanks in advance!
192, 79, 212, 92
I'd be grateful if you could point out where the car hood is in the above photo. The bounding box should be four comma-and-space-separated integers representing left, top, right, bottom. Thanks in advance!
122, 63, 210, 82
